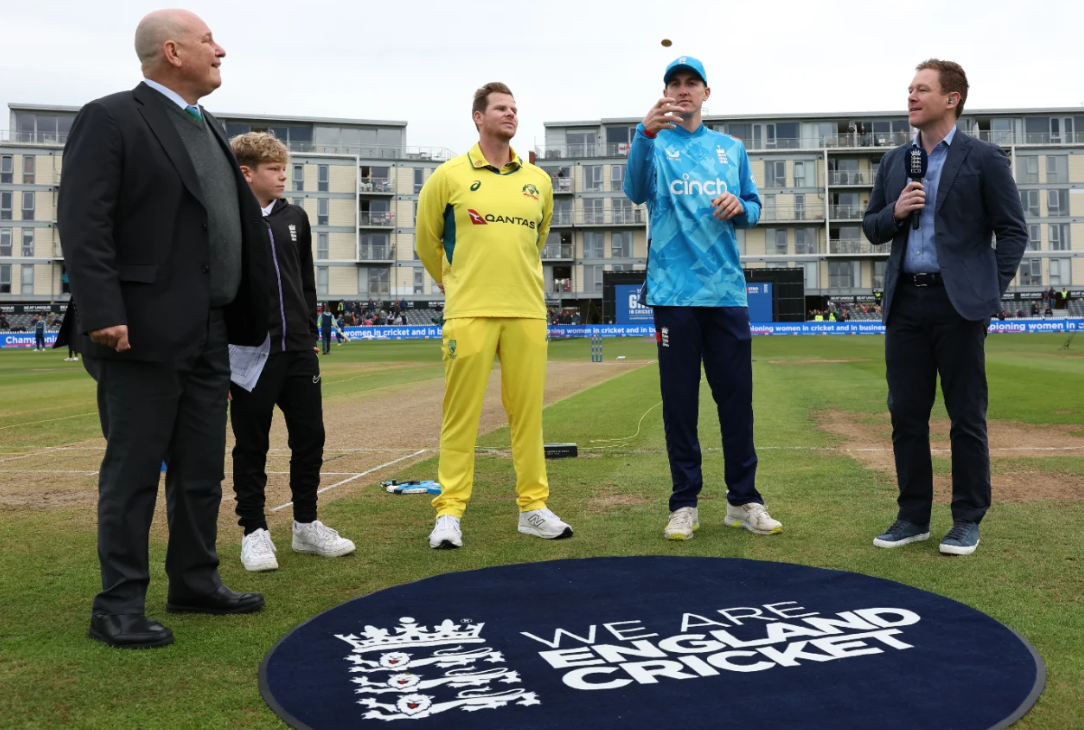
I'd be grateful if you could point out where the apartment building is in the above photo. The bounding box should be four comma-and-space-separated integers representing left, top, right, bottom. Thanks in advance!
535, 109, 1084, 309
1, 103, 454, 303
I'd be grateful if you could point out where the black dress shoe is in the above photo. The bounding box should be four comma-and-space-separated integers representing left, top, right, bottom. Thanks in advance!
89, 613, 174, 649
166, 585, 265, 615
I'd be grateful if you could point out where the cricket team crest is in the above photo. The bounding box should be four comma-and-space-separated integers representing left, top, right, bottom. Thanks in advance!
522, 183, 540, 200
335, 618, 540, 721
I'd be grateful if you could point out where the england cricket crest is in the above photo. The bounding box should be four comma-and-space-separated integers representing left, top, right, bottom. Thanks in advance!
335, 617, 541, 722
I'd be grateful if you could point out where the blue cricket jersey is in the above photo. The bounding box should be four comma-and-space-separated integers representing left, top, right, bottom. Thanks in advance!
624, 122, 761, 307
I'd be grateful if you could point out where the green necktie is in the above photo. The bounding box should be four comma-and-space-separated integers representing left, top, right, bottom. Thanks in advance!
185, 105, 203, 122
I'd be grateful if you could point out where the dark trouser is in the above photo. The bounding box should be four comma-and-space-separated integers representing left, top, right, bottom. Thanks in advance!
886, 282, 990, 525
654, 306, 761, 512
83, 309, 229, 616
321, 329, 331, 354
35, 332, 45, 350
68, 344, 77, 358
230, 350, 324, 534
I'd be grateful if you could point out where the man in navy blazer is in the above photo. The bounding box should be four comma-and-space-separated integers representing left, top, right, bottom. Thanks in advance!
862, 59, 1026, 557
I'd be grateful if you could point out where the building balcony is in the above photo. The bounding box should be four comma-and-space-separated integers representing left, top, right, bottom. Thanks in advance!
824, 132, 912, 149
284, 142, 456, 161
552, 176, 574, 194
535, 143, 632, 160
358, 176, 393, 193
828, 169, 878, 186
553, 278, 573, 293
829, 205, 865, 221
359, 211, 395, 227
827, 239, 887, 255
542, 243, 574, 260
580, 209, 646, 226
760, 205, 825, 223
357, 244, 395, 262
0, 130, 66, 147
975, 131, 1084, 146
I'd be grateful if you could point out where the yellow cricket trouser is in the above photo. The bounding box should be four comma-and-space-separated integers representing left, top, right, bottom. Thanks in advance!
432, 317, 549, 518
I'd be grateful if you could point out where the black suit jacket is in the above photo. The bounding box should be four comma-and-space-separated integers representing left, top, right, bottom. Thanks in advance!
862, 131, 1027, 324
56, 82, 269, 361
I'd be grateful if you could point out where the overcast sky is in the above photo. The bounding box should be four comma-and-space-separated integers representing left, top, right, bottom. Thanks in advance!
2, 0, 1082, 155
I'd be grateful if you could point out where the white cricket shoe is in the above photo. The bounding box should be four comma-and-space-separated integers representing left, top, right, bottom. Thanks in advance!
726, 502, 783, 535
292, 520, 356, 557
665, 506, 699, 541
429, 515, 463, 550
518, 508, 574, 540
240, 528, 279, 572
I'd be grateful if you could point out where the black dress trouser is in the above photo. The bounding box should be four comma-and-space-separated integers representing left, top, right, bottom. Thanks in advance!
885, 282, 991, 525
229, 350, 324, 534
83, 309, 229, 616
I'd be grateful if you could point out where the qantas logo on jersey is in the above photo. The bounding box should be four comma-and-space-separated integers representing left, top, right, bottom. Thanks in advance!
669, 174, 729, 196
466, 209, 538, 229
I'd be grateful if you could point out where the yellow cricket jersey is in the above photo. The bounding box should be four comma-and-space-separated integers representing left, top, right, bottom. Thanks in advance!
416, 142, 553, 320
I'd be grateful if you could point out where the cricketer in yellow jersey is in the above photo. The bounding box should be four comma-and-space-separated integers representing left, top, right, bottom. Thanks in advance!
416, 82, 574, 550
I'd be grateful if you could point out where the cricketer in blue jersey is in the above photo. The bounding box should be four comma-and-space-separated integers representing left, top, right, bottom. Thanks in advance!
624, 55, 783, 542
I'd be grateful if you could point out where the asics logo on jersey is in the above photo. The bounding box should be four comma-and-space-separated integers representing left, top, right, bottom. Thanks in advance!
470, 180, 481, 191
467, 209, 487, 225
669, 174, 729, 196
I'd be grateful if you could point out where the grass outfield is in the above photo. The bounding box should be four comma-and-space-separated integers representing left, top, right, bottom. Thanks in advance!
0, 334, 1082, 729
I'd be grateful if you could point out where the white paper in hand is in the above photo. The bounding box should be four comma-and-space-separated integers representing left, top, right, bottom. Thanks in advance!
228, 334, 271, 392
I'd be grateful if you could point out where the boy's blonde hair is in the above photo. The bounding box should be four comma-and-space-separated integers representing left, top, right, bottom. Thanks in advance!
230, 131, 289, 169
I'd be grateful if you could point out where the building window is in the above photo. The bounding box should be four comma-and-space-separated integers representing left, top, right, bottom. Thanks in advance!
1018, 259, 1041, 286
21, 192, 34, 221
414, 169, 424, 194
22, 155, 35, 184
1050, 258, 1071, 286
317, 266, 328, 295
318, 165, 329, 192
583, 231, 605, 259
413, 268, 424, 294
612, 198, 634, 224
566, 131, 596, 157
794, 194, 806, 220
763, 194, 776, 220
1045, 155, 1068, 184
1020, 156, 1039, 184
369, 266, 390, 295
360, 233, 389, 260
317, 232, 329, 260
0, 155, 12, 184
1050, 224, 1071, 251
1047, 189, 1068, 217
21, 263, 34, 292
584, 198, 603, 224
795, 228, 816, 255
611, 231, 632, 258
0, 264, 9, 293
828, 261, 854, 288
357, 266, 368, 294
583, 165, 603, 192
771, 229, 787, 255
766, 161, 786, 187
1020, 190, 1040, 217
293, 165, 304, 191
800, 261, 817, 290
317, 198, 329, 225
0, 228, 10, 256
873, 260, 887, 289
735, 229, 746, 255
21, 229, 34, 257
610, 164, 625, 191
582, 264, 602, 292
793, 161, 806, 188
292, 198, 303, 208
1027, 225, 1041, 251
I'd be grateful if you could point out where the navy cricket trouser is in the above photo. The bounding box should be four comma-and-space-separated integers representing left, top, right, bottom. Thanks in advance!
654, 306, 762, 512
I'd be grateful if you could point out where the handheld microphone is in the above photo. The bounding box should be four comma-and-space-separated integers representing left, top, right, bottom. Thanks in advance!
905, 146, 928, 230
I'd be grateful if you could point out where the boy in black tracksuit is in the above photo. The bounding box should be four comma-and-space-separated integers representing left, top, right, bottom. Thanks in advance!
228, 133, 355, 572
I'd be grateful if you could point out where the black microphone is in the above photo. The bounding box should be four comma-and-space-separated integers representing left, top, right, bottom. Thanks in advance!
905, 146, 928, 230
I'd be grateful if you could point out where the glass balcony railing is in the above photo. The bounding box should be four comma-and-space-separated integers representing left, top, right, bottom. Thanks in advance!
829, 205, 865, 220
760, 205, 824, 222
542, 244, 574, 259
827, 240, 886, 255
552, 176, 574, 193
828, 169, 879, 186
534, 143, 633, 160
357, 245, 394, 261
358, 177, 392, 193
359, 211, 395, 227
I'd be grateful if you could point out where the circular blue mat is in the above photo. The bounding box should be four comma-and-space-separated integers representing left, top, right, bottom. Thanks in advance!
260, 557, 1043, 729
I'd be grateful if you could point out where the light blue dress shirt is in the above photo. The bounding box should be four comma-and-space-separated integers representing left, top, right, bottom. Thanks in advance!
142, 78, 201, 116
903, 125, 956, 273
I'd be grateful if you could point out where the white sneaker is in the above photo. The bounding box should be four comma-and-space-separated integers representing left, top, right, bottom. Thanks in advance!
518, 508, 573, 540
240, 528, 279, 572
665, 507, 699, 541
292, 520, 356, 557
429, 514, 463, 550
726, 502, 783, 535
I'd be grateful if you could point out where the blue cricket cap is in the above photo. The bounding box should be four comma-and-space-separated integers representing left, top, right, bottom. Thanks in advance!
664, 56, 707, 86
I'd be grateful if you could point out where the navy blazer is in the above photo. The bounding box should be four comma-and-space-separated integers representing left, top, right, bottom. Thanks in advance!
862, 131, 1027, 323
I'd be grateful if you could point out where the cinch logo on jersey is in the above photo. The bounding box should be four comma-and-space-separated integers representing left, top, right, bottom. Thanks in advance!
466, 208, 538, 229
669, 174, 729, 196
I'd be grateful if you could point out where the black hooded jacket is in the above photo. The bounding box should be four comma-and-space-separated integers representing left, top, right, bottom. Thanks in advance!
263, 199, 318, 352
